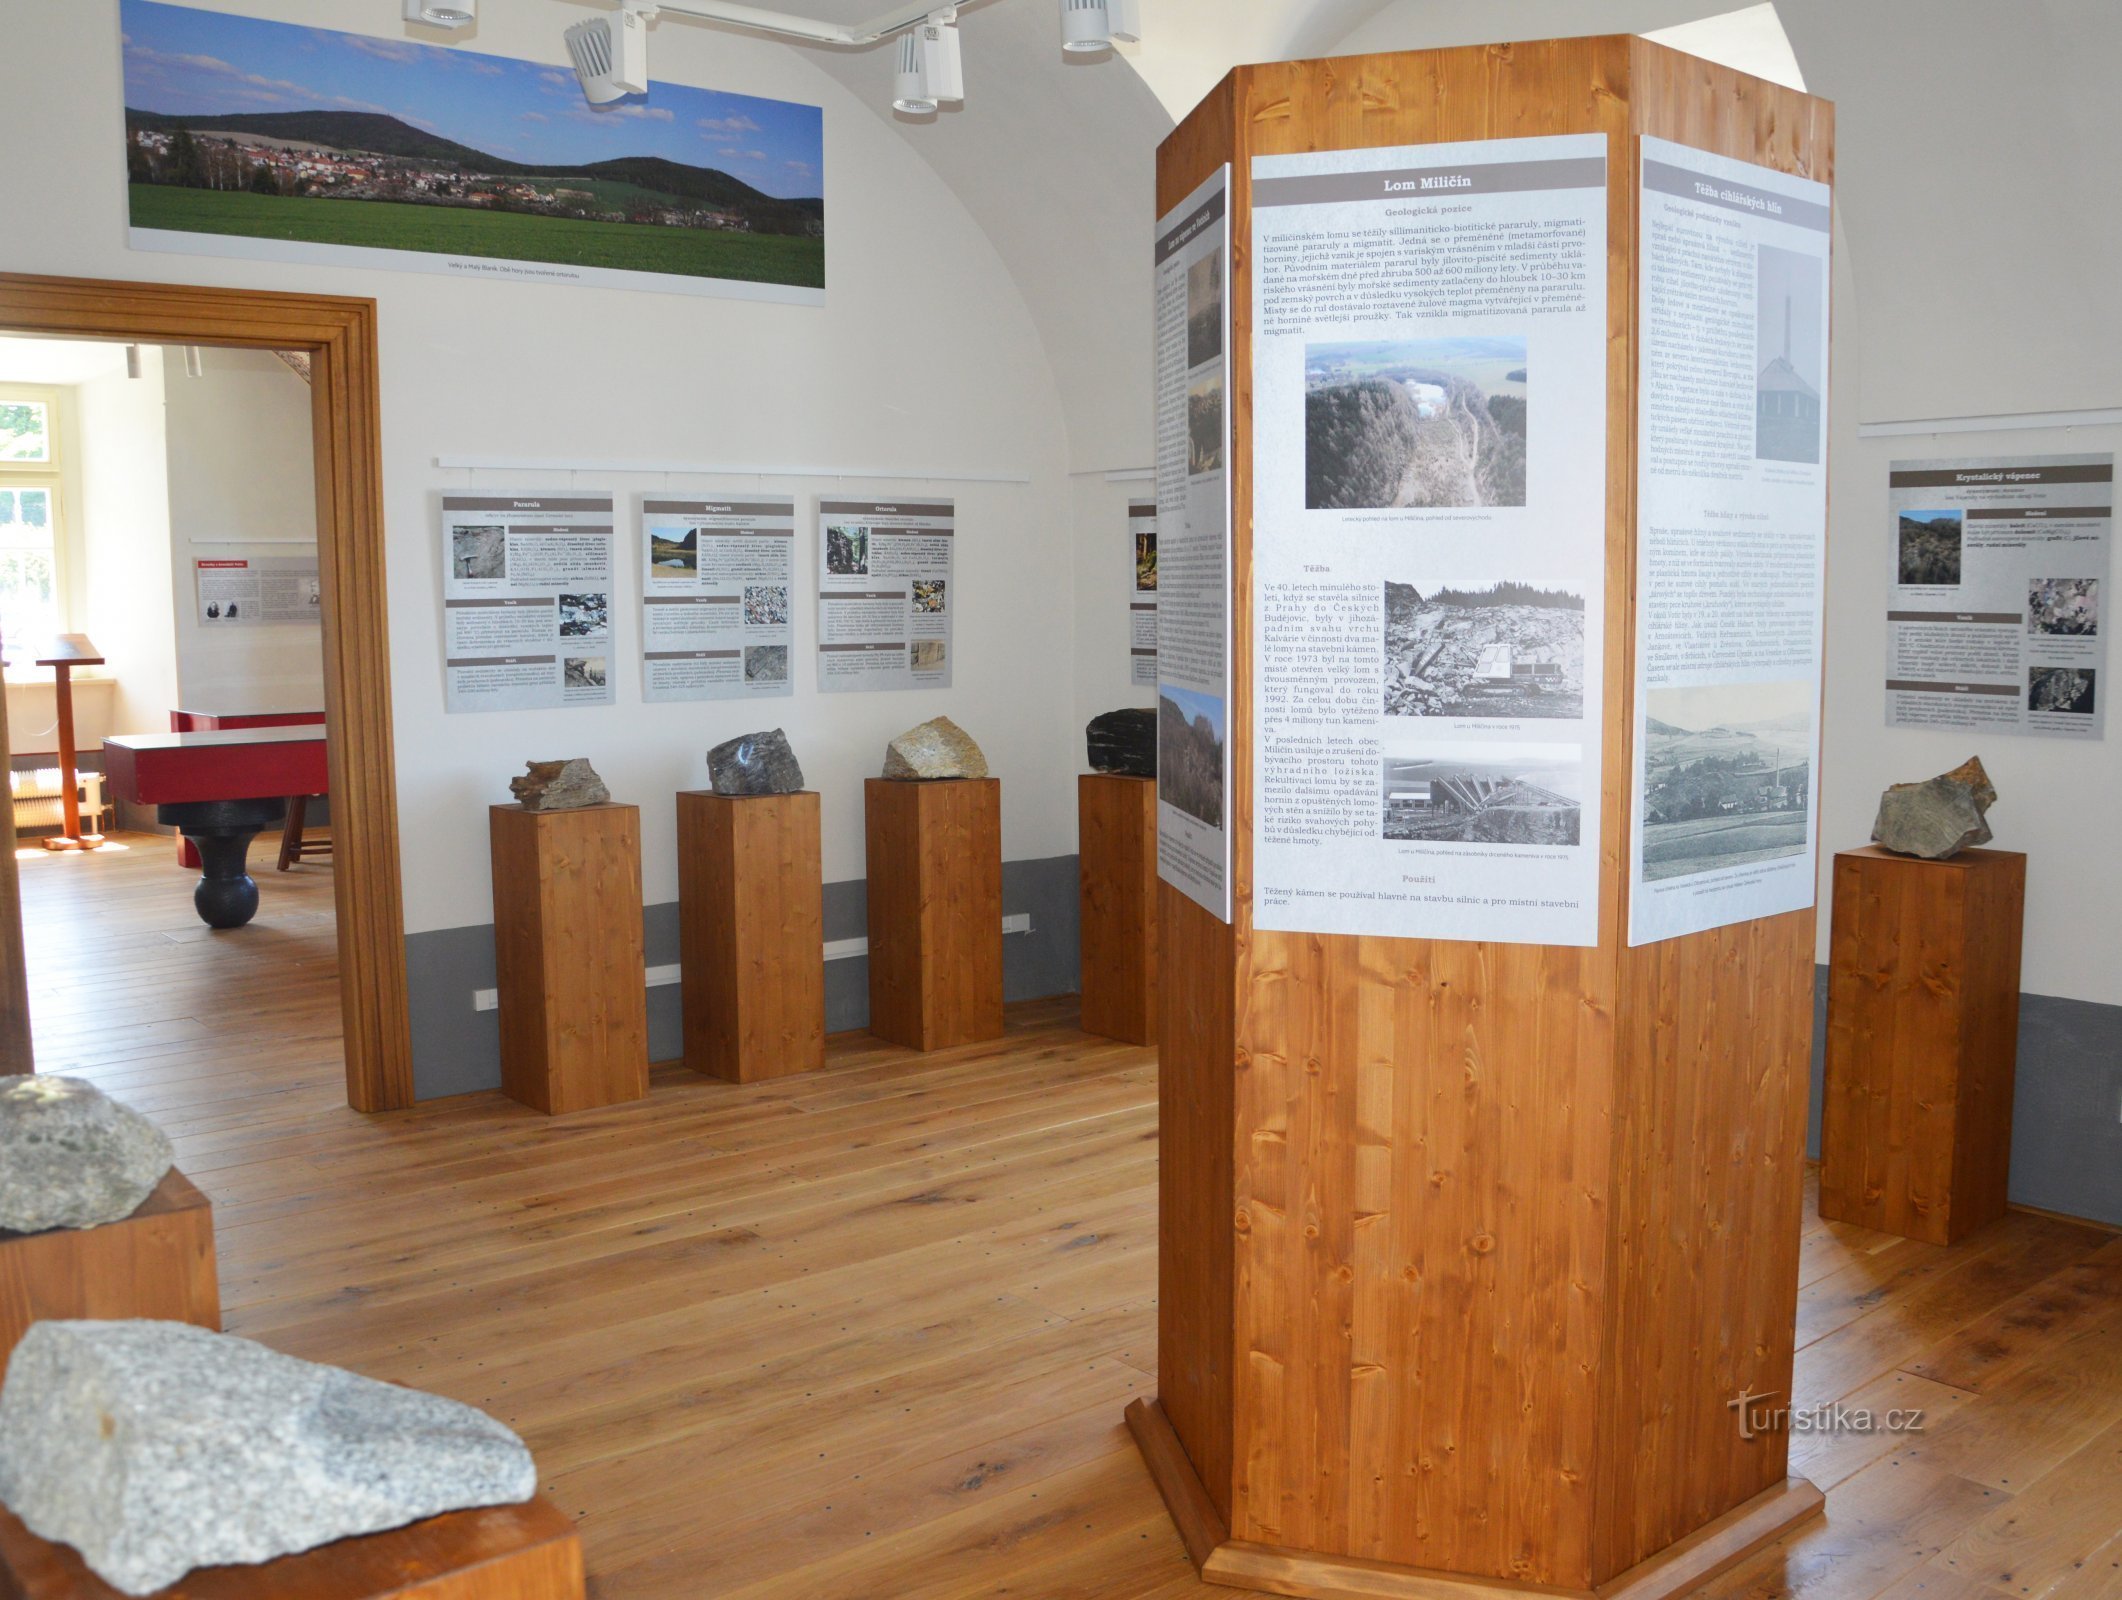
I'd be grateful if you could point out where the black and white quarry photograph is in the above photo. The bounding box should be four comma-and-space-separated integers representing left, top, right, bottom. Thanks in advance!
1383, 580, 1584, 719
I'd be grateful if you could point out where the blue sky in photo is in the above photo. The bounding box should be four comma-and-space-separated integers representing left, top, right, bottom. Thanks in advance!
120, 0, 823, 199
1161, 685, 1225, 741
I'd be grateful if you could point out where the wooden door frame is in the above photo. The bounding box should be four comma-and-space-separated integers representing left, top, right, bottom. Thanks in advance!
0, 272, 414, 1112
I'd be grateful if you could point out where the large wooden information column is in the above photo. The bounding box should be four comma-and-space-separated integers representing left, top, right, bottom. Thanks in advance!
1131, 39, 1834, 1600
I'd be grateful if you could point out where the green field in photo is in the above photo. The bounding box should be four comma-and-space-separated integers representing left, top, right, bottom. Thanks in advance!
129, 184, 825, 288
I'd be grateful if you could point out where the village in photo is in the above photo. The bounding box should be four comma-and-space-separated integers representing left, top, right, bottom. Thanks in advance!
1640, 679, 1812, 882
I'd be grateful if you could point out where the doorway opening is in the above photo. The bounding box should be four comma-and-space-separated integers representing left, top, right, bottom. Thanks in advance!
0, 274, 410, 1113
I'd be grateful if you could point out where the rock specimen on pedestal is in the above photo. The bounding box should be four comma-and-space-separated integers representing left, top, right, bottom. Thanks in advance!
509, 757, 610, 811
708, 729, 806, 796
1085, 708, 1156, 777
1872, 756, 1998, 859
882, 717, 989, 780
0, 1320, 538, 1596
0, 1075, 171, 1233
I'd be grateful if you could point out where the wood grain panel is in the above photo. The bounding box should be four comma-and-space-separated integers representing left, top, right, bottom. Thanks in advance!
489, 803, 649, 1116
0, 1499, 583, 1600
1593, 39, 1834, 1580
863, 779, 1004, 1053
1078, 775, 1158, 1046
677, 791, 825, 1084
1821, 847, 2024, 1246
0, 1170, 220, 1363
0, 273, 411, 1112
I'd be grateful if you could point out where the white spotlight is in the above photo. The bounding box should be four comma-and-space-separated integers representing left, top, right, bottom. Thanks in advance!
183, 346, 205, 379
124, 344, 142, 381
1061, 0, 1139, 54
567, 7, 653, 106
893, 17, 964, 116
403, 0, 477, 28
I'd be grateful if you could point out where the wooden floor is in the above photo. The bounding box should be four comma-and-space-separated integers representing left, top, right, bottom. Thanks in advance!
18, 835, 2122, 1600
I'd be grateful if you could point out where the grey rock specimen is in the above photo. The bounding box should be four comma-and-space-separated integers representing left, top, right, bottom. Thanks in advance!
882, 716, 989, 780
1085, 708, 1155, 778
0, 1321, 537, 1596
509, 757, 610, 811
0, 1076, 171, 1234
1872, 756, 1997, 859
708, 728, 806, 796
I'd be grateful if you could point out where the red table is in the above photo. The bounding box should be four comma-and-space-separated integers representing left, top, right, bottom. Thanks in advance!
168, 709, 327, 869
103, 728, 328, 928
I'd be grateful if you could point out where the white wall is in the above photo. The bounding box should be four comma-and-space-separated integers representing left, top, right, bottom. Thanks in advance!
162, 346, 325, 715
73, 348, 181, 742
2, 0, 1080, 939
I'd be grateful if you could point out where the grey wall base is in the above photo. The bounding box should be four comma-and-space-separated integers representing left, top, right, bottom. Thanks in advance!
407, 853, 1082, 1102
1809, 965, 2122, 1228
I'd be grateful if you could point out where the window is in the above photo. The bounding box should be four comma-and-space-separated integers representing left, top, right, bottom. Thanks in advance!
0, 386, 63, 651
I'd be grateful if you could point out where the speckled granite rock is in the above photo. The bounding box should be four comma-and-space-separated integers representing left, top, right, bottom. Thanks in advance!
1085, 709, 1155, 777
509, 758, 609, 811
0, 1076, 171, 1233
1872, 756, 1997, 859
708, 729, 805, 796
0, 1321, 537, 1596
882, 717, 988, 780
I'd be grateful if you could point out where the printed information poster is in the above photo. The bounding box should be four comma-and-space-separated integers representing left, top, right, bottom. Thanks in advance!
814, 499, 954, 693
1249, 135, 1608, 946
441, 493, 616, 714
1628, 136, 1831, 947
1153, 167, 1233, 922
1128, 499, 1157, 687
194, 555, 320, 625
640, 498, 796, 702
1885, 454, 2110, 739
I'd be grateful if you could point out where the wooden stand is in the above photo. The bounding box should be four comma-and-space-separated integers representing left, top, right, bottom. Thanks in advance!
34, 635, 106, 852
0, 1498, 583, 1600
862, 778, 1004, 1052
1143, 40, 1833, 1600
676, 790, 825, 1083
0, 1171, 220, 1364
489, 803, 649, 1115
1821, 845, 2026, 1244
1077, 774, 1156, 1045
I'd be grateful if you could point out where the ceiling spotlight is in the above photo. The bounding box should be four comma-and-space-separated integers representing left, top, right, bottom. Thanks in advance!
567, 5, 653, 105
892, 15, 964, 116
1061, 0, 1139, 54
403, 0, 477, 28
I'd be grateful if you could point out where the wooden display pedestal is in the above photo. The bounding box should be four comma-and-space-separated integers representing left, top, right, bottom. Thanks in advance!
489, 803, 649, 1116
1822, 845, 2026, 1244
0, 1498, 583, 1600
0, 1171, 220, 1363
1077, 774, 1156, 1045
862, 778, 1004, 1052
1144, 38, 1833, 1600
676, 790, 825, 1083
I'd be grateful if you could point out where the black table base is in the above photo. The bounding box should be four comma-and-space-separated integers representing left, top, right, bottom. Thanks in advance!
159, 798, 288, 929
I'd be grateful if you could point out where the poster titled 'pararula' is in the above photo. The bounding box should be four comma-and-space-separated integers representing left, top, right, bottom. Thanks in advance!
119, 0, 825, 302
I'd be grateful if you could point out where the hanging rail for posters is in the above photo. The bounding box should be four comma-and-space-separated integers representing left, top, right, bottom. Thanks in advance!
432, 454, 1032, 484
1856, 405, 2122, 439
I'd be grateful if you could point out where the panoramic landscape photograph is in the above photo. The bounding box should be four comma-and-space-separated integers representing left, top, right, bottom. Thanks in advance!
1305, 336, 1527, 509
1898, 508, 1963, 585
120, 0, 824, 291
1380, 746, 1581, 846
1383, 579, 1584, 719
1640, 679, 1812, 882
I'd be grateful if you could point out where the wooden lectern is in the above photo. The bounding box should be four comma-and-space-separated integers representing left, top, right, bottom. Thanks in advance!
1132, 39, 1833, 1600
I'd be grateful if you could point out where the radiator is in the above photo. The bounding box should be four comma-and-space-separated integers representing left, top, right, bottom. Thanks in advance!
11, 768, 109, 832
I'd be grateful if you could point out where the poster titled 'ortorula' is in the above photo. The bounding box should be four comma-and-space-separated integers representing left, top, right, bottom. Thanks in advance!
119, 0, 825, 302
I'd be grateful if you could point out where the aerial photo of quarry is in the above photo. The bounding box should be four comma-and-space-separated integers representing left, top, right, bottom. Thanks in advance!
1383, 581, 1585, 719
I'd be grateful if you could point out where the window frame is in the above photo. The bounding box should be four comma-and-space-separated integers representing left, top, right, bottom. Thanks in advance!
0, 382, 71, 653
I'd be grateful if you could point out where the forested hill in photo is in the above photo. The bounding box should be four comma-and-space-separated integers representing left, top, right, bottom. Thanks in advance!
125, 107, 825, 236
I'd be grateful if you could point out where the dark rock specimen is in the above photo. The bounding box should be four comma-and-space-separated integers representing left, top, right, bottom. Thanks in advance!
508, 758, 610, 812
708, 729, 806, 796
1872, 756, 1997, 859
882, 717, 989, 780
1085, 708, 1155, 777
